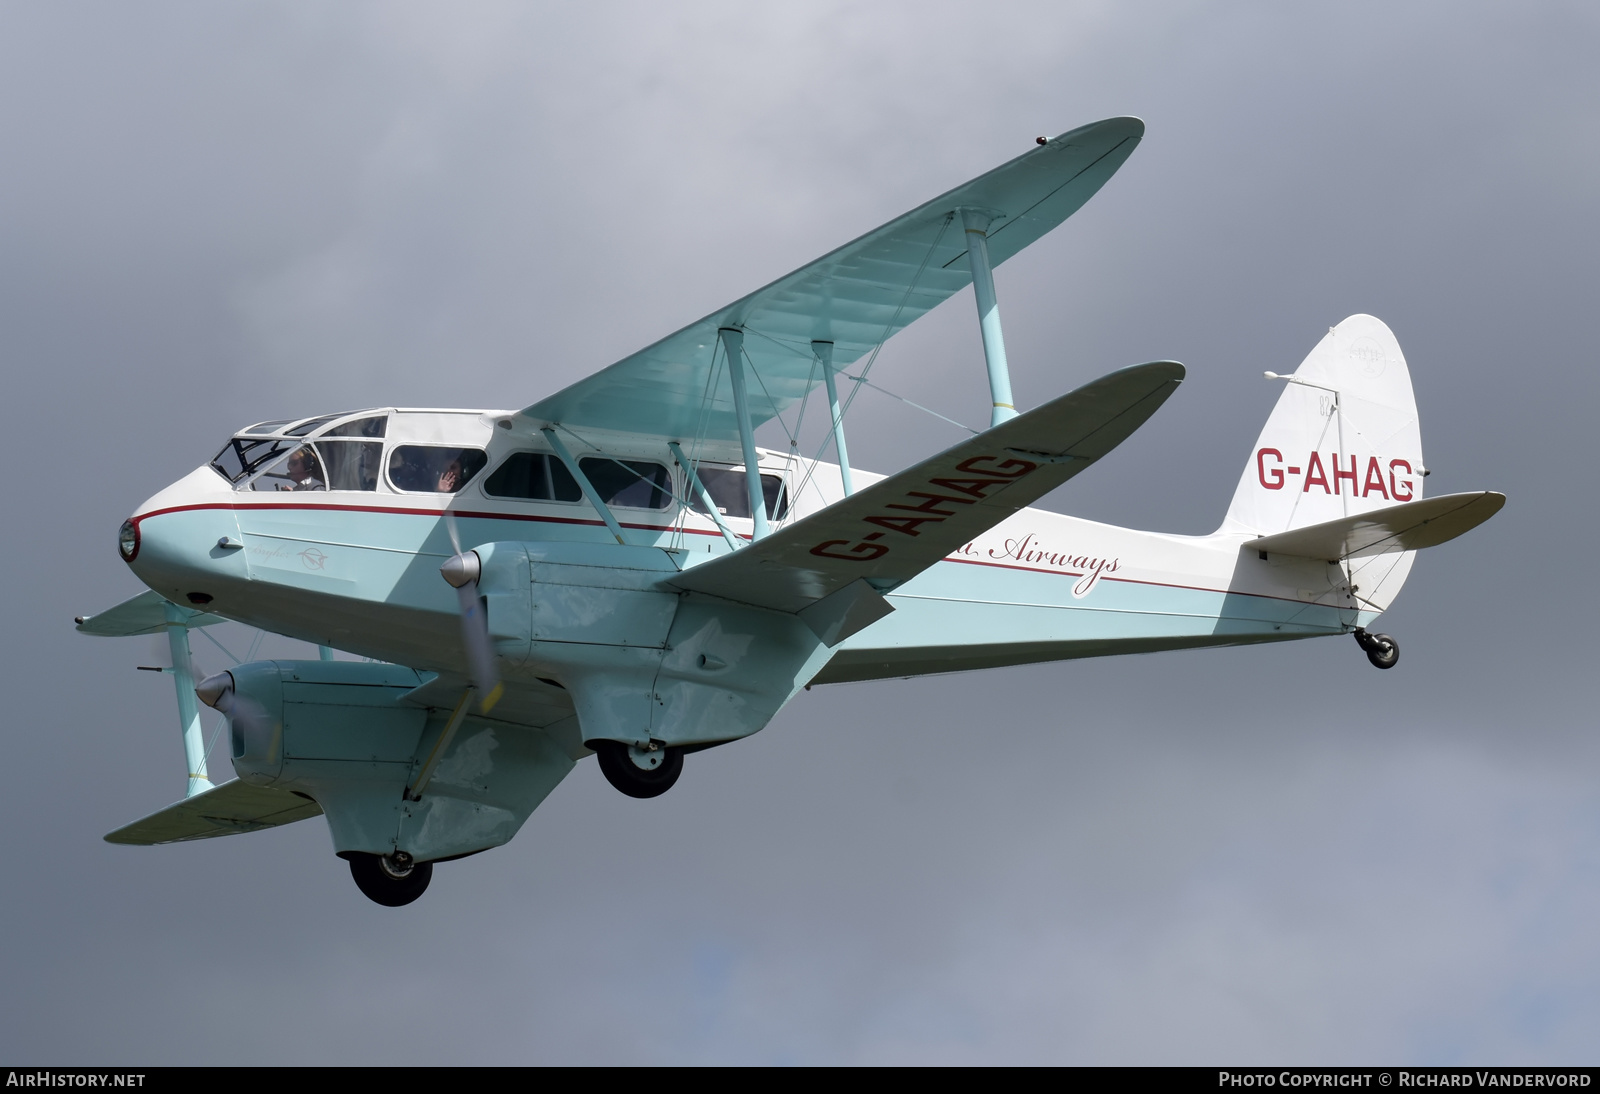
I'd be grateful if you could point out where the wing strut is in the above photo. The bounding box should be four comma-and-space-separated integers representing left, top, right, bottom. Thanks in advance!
814, 340, 855, 497
162, 601, 216, 798
961, 207, 1017, 428
542, 427, 628, 545
719, 328, 771, 540
668, 441, 741, 550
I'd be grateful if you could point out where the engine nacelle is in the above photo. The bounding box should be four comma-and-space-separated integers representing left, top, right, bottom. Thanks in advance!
474, 540, 682, 662
199, 659, 573, 863
473, 540, 831, 750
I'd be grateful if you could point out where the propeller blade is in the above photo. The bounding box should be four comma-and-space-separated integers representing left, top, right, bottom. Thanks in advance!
454, 578, 503, 712
438, 535, 503, 713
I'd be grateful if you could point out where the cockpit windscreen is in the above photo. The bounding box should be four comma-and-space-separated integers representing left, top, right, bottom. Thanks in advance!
211, 411, 389, 490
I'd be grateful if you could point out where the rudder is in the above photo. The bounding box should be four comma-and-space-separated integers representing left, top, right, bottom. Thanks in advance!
1222, 315, 1423, 537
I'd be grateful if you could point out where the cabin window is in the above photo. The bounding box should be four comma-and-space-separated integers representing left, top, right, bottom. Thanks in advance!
690, 467, 788, 520
242, 442, 384, 492
483, 452, 582, 502
388, 445, 488, 494
317, 441, 383, 491
578, 458, 673, 510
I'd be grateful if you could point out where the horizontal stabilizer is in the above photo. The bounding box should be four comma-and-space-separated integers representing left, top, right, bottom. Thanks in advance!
104, 779, 322, 846
672, 361, 1183, 615
1252, 491, 1505, 560
76, 589, 224, 637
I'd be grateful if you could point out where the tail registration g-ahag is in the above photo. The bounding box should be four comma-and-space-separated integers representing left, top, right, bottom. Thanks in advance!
79, 118, 1502, 905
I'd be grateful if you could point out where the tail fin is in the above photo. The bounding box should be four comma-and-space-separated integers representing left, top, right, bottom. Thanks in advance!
1222, 315, 1423, 537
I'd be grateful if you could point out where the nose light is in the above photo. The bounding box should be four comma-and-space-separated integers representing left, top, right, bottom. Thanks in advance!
118, 520, 139, 563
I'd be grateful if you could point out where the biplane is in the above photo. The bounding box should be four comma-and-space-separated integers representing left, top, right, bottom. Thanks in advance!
78, 117, 1503, 905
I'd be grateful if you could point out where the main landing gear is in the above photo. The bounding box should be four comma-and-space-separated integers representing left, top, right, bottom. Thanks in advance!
347, 851, 433, 907
590, 739, 684, 799
1354, 628, 1399, 670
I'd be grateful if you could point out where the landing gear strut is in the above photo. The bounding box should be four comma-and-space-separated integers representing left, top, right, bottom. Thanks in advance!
1354, 628, 1399, 670
347, 851, 433, 906
591, 739, 684, 799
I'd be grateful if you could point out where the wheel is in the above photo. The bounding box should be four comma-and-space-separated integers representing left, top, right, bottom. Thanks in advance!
1363, 632, 1399, 670
348, 852, 433, 907
591, 740, 684, 799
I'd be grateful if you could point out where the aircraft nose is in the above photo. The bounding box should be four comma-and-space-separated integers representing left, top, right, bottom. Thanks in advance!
124, 504, 247, 608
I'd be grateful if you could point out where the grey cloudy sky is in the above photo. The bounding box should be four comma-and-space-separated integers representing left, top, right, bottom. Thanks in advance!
2, 0, 1597, 1065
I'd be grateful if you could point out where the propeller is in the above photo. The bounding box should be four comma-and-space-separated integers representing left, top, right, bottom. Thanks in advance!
440, 513, 504, 712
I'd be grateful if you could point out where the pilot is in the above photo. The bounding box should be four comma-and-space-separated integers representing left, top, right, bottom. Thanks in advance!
280, 447, 325, 491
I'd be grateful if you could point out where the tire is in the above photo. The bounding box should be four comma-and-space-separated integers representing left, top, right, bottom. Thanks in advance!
592, 740, 684, 799
348, 853, 433, 907
1364, 633, 1399, 670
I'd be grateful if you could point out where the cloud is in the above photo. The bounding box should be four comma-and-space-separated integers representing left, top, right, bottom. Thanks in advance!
2, 0, 1596, 1064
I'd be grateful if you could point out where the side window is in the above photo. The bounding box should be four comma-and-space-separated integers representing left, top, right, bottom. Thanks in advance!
483, 452, 582, 502
388, 446, 488, 494
249, 445, 326, 492
317, 441, 383, 491
691, 467, 788, 520
578, 458, 672, 509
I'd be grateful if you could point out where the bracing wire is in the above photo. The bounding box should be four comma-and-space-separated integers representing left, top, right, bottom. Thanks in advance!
739, 343, 806, 528
198, 714, 227, 777
679, 335, 729, 545
196, 628, 242, 665
786, 211, 956, 508
789, 350, 820, 452
736, 325, 820, 519
835, 211, 954, 423
551, 421, 704, 517
742, 344, 797, 452
841, 372, 980, 436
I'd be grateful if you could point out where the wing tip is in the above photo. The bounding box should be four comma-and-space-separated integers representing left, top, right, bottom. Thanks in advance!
1055, 116, 1145, 144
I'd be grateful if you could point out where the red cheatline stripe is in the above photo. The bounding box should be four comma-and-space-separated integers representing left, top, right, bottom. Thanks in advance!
132, 500, 739, 538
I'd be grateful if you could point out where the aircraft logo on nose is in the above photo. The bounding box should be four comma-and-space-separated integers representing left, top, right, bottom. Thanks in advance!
298, 547, 329, 571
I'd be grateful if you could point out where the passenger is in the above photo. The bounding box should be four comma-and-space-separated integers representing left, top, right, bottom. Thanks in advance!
436, 458, 464, 493
280, 447, 325, 491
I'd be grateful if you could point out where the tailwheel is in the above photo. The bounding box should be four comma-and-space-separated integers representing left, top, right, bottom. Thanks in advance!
347, 852, 433, 907
1354, 628, 1399, 670
591, 739, 683, 799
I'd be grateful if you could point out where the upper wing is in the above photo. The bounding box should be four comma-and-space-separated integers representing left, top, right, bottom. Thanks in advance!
670, 361, 1183, 635
520, 117, 1144, 440
1251, 491, 1505, 560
